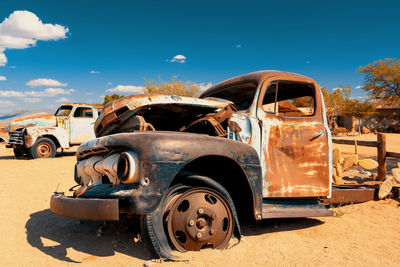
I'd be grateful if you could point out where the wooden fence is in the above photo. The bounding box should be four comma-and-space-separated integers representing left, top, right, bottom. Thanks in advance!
332, 133, 400, 180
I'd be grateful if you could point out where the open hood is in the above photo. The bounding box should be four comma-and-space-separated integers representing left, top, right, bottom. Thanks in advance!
95, 94, 229, 137
8, 112, 56, 132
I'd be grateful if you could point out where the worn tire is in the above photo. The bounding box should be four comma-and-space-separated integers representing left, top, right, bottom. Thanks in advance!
13, 148, 24, 158
140, 175, 240, 259
29, 137, 57, 159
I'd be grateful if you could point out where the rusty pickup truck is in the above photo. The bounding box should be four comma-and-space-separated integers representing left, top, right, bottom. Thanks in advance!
50, 71, 333, 259
7, 103, 102, 158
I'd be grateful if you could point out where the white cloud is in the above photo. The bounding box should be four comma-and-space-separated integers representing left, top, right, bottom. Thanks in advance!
99, 95, 105, 98
0, 75, 6, 81
9, 65, 15, 69
106, 85, 144, 94
306, 61, 310, 64
90, 70, 100, 74
236, 44, 242, 48
0, 90, 24, 97
198, 82, 213, 93
27, 88, 74, 97
0, 50, 7, 66
0, 99, 15, 106
55, 97, 70, 103
23, 97, 41, 103
355, 85, 362, 89
107, 82, 112, 85
26, 78, 67, 87
0, 10, 69, 66
170, 54, 186, 63
0, 88, 74, 98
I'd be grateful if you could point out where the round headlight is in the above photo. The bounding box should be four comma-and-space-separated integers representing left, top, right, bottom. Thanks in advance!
117, 151, 140, 183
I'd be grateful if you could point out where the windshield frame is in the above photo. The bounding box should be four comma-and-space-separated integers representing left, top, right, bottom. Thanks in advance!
55, 105, 73, 116
199, 81, 259, 111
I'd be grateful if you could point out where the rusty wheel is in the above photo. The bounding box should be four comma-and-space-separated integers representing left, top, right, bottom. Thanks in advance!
140, 175, 241, 259
141, 176, 240, 259
29, 137, 57, 159
165, 187, 234, 252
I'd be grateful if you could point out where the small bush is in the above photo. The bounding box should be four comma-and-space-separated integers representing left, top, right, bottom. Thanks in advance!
333, 205, 344, 217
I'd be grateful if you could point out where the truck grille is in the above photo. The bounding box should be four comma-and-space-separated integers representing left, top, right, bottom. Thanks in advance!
8, 131, 24, 145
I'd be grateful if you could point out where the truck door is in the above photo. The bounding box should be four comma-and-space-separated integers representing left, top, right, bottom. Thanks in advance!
69, 107, 96, 144
257, 79, 330, 198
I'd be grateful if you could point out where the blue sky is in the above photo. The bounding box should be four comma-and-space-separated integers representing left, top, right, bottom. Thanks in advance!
0, 0, 399, 113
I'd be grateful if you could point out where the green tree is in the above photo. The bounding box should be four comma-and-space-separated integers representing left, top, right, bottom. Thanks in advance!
358, 58, 400, 105
144, 77, 200, 97
103, 93, 124, 105
321, 85, 351, 129
342, 99, 376, 133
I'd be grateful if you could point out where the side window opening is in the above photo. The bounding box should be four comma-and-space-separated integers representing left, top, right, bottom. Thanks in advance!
262, 81, 315, 117
73, 107, 93, 118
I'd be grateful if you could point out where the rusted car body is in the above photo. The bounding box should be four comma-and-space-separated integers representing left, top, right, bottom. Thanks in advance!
50, 71, 333, 258
7, 103, 101, 158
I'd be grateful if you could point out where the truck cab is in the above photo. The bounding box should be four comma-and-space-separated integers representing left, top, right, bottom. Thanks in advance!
50, 71, 333, 258
7, 103, 101, 158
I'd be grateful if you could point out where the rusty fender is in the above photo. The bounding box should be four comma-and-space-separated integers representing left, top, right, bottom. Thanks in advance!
24, 126, 69, 148
77, 132, 263, 216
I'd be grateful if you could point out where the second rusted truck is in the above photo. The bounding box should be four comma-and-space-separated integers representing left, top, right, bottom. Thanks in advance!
51, 71, 333, 258
7, 103, 102, 158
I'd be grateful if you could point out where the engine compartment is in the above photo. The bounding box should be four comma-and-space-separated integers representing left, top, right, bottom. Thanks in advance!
107, 103, 239, 138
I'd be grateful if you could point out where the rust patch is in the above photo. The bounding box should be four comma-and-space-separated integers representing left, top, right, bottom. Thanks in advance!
95, 94, 228, 137
9, 113, 56, 132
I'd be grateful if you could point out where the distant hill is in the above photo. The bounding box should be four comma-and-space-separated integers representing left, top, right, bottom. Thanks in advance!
0, 108, 54, 124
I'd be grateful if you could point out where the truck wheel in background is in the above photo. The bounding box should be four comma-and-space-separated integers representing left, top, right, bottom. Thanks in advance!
29, 137, 57, 158
13, 148, 25, 158
141, 176, 237, 259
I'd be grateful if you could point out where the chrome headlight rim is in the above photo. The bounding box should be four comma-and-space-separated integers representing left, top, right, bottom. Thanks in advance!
117, 151, 140, 184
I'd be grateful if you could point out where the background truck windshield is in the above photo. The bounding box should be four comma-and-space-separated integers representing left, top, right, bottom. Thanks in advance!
55, 105, 73, 116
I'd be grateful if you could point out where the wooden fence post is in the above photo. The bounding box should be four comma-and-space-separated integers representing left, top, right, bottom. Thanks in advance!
377, 133, 387, 181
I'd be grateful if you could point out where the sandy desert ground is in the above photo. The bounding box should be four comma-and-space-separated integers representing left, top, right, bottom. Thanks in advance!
0, 134, 400, 266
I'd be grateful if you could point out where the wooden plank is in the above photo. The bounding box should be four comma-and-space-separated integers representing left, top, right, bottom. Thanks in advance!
332, 139, 380, 147
377, 133, 387, 181
387, 151, 400, 159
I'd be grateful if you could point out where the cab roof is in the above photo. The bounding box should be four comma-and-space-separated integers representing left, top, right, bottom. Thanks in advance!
200, 70, 316, 99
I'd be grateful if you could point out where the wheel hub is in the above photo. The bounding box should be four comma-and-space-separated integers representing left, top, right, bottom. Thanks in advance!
165, 187, 233, 252
185, 206, 217, 242
36, 142, 51, 157
196, 217, 207, 229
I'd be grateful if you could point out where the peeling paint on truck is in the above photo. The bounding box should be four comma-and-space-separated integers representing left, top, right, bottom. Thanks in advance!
50, 70, 333, 259
7, 103, 101, 158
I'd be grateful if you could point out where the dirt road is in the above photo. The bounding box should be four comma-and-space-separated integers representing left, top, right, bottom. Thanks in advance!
0, 134, 399, 266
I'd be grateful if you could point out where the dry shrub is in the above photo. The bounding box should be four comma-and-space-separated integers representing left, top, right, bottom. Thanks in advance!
332, 205, 344, 217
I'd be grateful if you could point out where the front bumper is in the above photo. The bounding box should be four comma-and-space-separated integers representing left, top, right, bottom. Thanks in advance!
50, 194, 119, 221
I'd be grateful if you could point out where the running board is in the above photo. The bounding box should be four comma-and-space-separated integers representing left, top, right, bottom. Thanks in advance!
320, 185, 375, 205
262, 199, 333, 219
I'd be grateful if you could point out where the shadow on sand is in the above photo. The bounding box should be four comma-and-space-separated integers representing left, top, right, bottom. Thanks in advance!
26, 209, 325, 263
25, 209, 152, 263
241, 217, 324, 237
